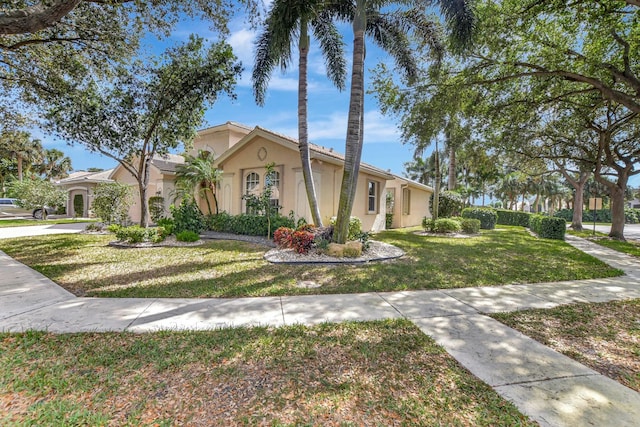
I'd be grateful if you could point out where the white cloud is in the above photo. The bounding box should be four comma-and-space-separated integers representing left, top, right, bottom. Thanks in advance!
307, 110, 401, 144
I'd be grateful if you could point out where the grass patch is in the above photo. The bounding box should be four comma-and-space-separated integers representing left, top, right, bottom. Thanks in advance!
491, 300, 640, 392
0, 320, 534, 426
0, 218, 95, 228
568, 229, 640, 258
0, 226, 621, 298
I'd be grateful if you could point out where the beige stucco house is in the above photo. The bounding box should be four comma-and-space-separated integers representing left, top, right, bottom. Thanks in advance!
57, 169, 115, 217
59, 122, 433, 230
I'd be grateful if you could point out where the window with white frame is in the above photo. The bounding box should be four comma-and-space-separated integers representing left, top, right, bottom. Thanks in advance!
367, 180, 378, 213
245, 172, 260, 194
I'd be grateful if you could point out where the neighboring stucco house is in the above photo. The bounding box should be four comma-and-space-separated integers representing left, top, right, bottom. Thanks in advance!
57, 169, 115, 217
60, 121, 433, 230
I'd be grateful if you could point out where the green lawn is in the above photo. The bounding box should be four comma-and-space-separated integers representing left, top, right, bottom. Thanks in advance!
0, 226, 622, 298
491, 299, 640, 392
0, 218, 94, 228
0, 320, 534, 426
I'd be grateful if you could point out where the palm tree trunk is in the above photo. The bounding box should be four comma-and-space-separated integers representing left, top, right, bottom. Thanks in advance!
298, 23, 323, 227
17, 155, 23, 181
448, 144, 456, 190
334, 0, 366, 244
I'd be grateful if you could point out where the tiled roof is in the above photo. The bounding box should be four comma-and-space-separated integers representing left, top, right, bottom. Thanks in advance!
58, 168, 115, 184
150, 153, 184, 173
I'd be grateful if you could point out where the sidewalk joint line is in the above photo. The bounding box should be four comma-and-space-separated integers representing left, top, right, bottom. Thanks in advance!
494, 373, 599, 388
124, 298, 159, 331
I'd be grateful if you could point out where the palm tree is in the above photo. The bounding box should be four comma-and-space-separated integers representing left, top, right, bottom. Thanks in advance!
253, 0, 347, 227
332, 0, 476, 243
175, 150, 221, 215
0, 130, 43, 181
37, 148, 72, 180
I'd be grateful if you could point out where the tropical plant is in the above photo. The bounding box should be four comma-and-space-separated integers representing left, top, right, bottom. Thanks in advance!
36, 148, 72, 180
0, 130, 43, 181
332, 0, 475, 243
175, 150, 221, 215
253, 0, 347, 227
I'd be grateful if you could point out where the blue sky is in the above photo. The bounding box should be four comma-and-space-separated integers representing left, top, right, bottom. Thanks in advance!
39, 13, 417, 178
37, 10, 639, 189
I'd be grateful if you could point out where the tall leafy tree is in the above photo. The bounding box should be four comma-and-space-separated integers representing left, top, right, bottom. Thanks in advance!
0, 1, 258, 129
331, 0, 475, 243
0, 130, 43, 181
252, 0, 347, 227
36, 148, 72, 180
45, 37, 241, 227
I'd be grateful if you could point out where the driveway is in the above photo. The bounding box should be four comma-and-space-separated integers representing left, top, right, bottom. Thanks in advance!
0, 221, 88, 239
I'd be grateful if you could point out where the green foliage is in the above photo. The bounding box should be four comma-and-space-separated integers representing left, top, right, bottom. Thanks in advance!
355, 231, 372, 251
175, 230, 200, 242
156, 217, 175, 235
115, 226, 165, 244
207, 212, 295, 238
422, 217, 435, 232
385, 213, 394, 229
73, 194, 84, 218
460, 218, 481, 234
92, 182, 133, 225
461, 208, 497, 230
170, 200, 205, 234
10, 179, 67, 220
148, 196, 165, 223
106, 224, 121, 234
84, 223, 104, 232
496, 209, 532, 227
330, 216, 362, 241
434, 218, 462, 233
555, 208, 640, 224
432, 191, 464, 218
530, 215, 566, 240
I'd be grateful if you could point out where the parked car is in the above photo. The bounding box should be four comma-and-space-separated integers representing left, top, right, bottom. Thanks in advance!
0, 198, 56, 219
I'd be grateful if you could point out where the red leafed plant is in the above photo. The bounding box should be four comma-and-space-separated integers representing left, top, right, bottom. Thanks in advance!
273, 227, 294, 248
291, 230, 315, 254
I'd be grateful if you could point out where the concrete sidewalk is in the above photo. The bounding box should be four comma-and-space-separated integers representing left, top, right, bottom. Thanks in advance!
0, 236, 639, 426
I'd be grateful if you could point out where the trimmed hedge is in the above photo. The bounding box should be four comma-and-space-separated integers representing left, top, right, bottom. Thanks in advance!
207, 212, 295, 238
554, 208, 640, 224
461, 207, 497, 230
460, 218, 481, 234
434, 218, 462, 233
496, 209, 531, 227
530, 214, 566, 240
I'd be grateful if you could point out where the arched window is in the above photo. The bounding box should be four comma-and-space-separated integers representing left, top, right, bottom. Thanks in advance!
245, 172, 260, 194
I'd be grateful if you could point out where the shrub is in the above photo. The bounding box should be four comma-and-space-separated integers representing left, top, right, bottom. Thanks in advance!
291, 230, 314, 254
330, 216, 362, 241
461, 207, 498, 230
625, 208, 640, 224
176, 230, 200, 242
434, 218, 462, 233
314, 237, 330, 254
92, 182, 134, 225
460, 218, 481, 234
148, 196, 165, 223
106, 224, 122, 234
553, 208, 573, 222
208, 212, 296, 238
85, 222, 104, 232
157, 217, 175, 235
354, 231, 372, 251
431, 191, 464, 218
273, 227, 294, 248
422, 217, 435, 232
496, 209, 531, 227
171, 200, 205, 234
343, 246, 361, 258
530, 214, 566, 240
385, 213, 393, 229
